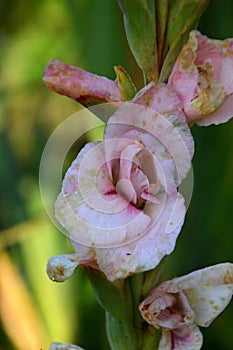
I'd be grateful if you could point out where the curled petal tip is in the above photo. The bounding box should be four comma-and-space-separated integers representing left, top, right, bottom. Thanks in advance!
49, 342, 84, 350
46, 254, 79, 282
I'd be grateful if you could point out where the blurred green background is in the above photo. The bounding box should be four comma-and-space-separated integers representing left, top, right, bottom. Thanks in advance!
0, 0, 233, 349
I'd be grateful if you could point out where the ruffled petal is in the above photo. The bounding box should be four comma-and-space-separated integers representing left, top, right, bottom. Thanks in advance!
105, 101, 194, 190
90, 193, 185, 280
169, 30, 233, 126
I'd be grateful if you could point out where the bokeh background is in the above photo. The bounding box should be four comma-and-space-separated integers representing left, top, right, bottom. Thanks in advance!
0, 0, 233, 349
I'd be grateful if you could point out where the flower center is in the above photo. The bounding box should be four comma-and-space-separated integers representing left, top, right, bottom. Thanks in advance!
115, 178, 137, 204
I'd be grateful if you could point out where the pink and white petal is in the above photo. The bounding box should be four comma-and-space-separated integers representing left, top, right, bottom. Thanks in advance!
49, 342, 85, 350
156, 263, 233, 294
132, 84, 194, 162
94, 193, 185, 280
130, 164, 149, 201
194, 31, 223, 78
133, 83, 183, 116
185, 284, 233, 327
62, 141, 112, 195
168, 31, 199, 106
172, 325, 203, 350
158, 327, 203, 350
197, 94, 233, 126
56, 190, 151, 248
105, 102, 194, 185
140, 290, 195, 330
55, 141, 152, 248
218, 57, 233, 94
43, 59, 121, 106
106, 126, 177, 195
117, 144, 143, 204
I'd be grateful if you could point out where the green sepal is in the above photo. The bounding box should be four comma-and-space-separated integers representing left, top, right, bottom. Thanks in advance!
114, 66, 137, 101
156, 0, 169, 70
159, 0, 210, 82
118, 0, 158, 83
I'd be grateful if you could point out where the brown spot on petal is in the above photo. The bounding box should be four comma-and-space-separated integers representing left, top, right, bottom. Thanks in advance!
56, 266, 65, 276
191, 60, 225, 116
224, 268, 233, 284
179, 34, 197, 75
180, 48, 196, 71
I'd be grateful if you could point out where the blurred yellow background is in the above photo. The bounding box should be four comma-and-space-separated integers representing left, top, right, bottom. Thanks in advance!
0, 1, 233, 349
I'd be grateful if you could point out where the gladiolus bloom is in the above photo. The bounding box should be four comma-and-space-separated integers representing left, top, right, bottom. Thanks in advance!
169, 30, 233, 126
47, 83, 194, 281
139, 263, 233, 349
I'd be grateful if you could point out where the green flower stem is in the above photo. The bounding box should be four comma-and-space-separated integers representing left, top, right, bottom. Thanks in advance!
106, 311, 137, 350
85, 268, 138, 349
129, 273, 144, 348
142, 259, 165, 298
142, 326, 161, 350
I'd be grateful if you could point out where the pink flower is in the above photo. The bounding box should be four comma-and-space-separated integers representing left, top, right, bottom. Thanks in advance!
47, 83, 194, 281
168, 30, 233, 126
43, 59, 121, 106
139, 263, 233, 349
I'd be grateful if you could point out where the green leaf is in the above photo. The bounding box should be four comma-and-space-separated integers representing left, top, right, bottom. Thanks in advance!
142, 326, 161, 350
118, 0, 158, 83
156, 0, 169, 70
159, 0, 210, 82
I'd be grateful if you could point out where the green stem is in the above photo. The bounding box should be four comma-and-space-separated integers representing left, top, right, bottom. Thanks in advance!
85, 268, 138, 349
142, 259, 166, 298
142, 326, 161, 349
129, 273, 144, 348
106, 311, 137, 350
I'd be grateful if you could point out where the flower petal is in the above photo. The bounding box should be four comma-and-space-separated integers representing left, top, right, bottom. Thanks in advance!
197, 93, 233, 126
158, 326, 203, 350
46, 253, 93, 282
142, 263, 233, 328
105, 101, 194, 189
186, 284, 233, 327
55, 142, 151, 248
49, 342, 85, 350
168, 31, 199, 106
43, 59, 121, 106
90, 193, 186, 280
169, 30, 233, 125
